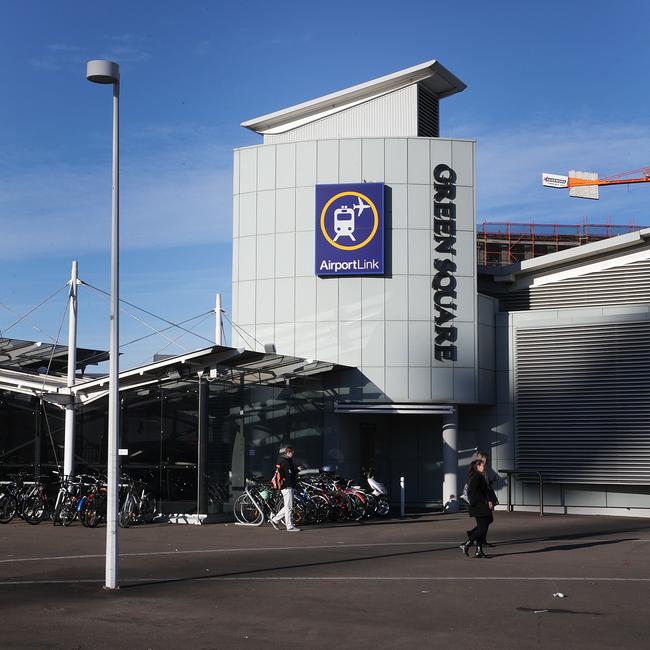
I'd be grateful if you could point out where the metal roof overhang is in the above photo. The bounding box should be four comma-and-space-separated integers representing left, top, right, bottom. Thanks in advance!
72, 345, 347, 406
0, 337, 108, 373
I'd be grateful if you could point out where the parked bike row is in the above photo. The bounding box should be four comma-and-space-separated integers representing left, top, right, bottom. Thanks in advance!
0, 471, 156, 528
233, 470, 390, 527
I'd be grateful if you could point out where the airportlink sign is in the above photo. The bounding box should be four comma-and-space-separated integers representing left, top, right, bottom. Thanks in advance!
315, 183, 384, 276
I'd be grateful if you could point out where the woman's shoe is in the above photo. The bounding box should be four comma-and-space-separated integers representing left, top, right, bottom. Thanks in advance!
475, 545, 491, 559
459, 541, 471, 557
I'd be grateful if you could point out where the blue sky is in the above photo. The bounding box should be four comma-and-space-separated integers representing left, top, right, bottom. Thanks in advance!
1, 0, 650, 370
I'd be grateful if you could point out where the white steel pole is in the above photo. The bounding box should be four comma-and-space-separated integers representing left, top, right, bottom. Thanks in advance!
105, 77, 121, 590
63, 261, 78, 479
215, 293, 222, 345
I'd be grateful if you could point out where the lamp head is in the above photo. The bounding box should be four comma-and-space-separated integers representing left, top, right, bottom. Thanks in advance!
86, 60, 119, 84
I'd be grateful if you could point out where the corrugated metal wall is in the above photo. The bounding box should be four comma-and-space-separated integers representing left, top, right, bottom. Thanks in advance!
500, 256, 650, 311
266, 86, 418, 144
515, 320, 650, 484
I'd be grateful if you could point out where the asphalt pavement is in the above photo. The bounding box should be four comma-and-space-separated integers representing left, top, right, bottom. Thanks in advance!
1, 510, 649, 649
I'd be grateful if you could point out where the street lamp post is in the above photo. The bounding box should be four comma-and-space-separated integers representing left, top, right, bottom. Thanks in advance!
86, 59, 120, 590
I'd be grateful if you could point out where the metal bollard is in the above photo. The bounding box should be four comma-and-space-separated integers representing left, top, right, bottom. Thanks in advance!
400, 476, 405, 518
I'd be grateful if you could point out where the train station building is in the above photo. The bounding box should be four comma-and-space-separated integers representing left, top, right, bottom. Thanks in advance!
2, 59, 650, 518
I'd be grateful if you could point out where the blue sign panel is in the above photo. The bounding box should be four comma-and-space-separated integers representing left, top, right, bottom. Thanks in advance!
315, 182, 384, 276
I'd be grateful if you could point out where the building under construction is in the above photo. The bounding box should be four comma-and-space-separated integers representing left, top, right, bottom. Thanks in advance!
477, 221, 646, 267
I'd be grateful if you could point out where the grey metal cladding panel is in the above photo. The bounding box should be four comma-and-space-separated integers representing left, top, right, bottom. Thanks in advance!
454, 276, 476, 322
478, 322, 495, 370
339, 320, 362, 368
296, 141, 317, 187
478, 368, 496, 404
407, 139, 430, 184
454, 367, 477, 403
233, 150, 240, 195
451, 140, 474, 187
408, 320, 431, 367
276, 144, 296, 189
454, 321, 476, 368
295, 321, 316, 360
295, 186, 315, 232
385, 321, 408, 366
256, 234, 275, 280
239, 148, 257, 193
385, 366, 409, 401
454, 230, 476, 277
339, 277, 362, 321
515, 319, 650, 484
275, 322, 295, 356
317, 140, 339, 184
238, 193, 256, 237
384, 275, 408, 321
316, 321, 338, 363
362, 139, 385, 183
317, 277, 339, 321
454, 186, 475, 233
432, 367, 454, 401
238, 281, 256, 324
361, 320, 385, 367
407, 185, 431, 229
276, 188, 296, 233
361, 277, 385, 321
256, 278, 275, 324
409, 367, 432, 401
257, 146, 276, 191
256, 190, 276, 235
232, 195, 239, 239
295, 230, 314, 277
389, 184, 407, 229
408, 230, 431, 275
295, 276, 317, 322
408, 276, 431, 321
385, 139, 408, 184
339, 139, 362, 182
430, 139, 452, 169
391, 229, 408, 275
238, 237, 256, 282
275, 277, 295, 323
275, 232, 295, 278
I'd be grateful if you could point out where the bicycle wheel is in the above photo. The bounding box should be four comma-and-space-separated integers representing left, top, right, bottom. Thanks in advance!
23, 494, 47, 525
140, 494, 156, 523
60, 499, 77, 526
80, 501, 99, 528
119, 495, 134, 528
233, 493, 263, 525
0, 493, 18, 524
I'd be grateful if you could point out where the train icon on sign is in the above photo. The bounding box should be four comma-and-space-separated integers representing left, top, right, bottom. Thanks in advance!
332, 197, 371, 242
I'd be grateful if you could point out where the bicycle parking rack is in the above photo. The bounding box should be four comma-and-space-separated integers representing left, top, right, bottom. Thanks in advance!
498, 469, 544, 517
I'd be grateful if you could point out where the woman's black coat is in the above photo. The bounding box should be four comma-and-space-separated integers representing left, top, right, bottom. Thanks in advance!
467, 472, 492, 518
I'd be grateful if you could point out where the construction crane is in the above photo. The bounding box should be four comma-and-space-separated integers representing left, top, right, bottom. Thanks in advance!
542, 166, 650, 199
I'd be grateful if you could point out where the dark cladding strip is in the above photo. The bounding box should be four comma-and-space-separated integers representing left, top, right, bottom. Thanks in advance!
432, 164, 457, 362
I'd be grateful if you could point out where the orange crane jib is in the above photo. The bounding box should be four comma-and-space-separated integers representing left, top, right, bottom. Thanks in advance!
569, 167, 650, 188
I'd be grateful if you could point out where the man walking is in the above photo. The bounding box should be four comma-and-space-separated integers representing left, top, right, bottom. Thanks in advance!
270, 445, 301, 531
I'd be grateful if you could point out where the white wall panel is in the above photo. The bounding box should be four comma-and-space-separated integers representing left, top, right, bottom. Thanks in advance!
361, 277, 384, 321
295, 276, 316, 322
238, 281, 256, 324
454, 186, 474, 233
276, 143, 296, 189
275, 277, 295, 323
451, 140, 474, 187
238, 193, 256, 237
361, 320, 384, 367
275, 188, 295, 233
407, 184, 431, 230
339, 320, 362, 368
296, 141, 317, 187
408, 230, 430, 275
255, 323, 275, 353
430, 139, 452, 169
233, 150, 240, 195
317, 278, 339, 322
408, 275, 431, 321
391, 229, 408, 275
295, 321, 316, 360
408, 321, 431, 366
239, 148, 257, 193
385, 321, 408, 366
453, 367, 476, 402
256, 190, 275, 235
361, 138, 385, 182
389, 184, 407, 229
316, 321, 338, 363
255, 278, 275, 324
384, 275, 408, 321
339, 277, 362, 322
317, 140, 339, 184
385, 366, 409, 401
275, 232, 295, 278
454, 321, 476, 368
232, 195, 239, 239
431, 367, 454, 401
409, 367, 431, 401
256, 234, 275, 280
275, 322, 295, 356
454, 276, 476, 322
295, 230, 314, 277
237, 237, 256, 282
408, 139, 430, 184
339, 139, 362, 182
295, 186, 315, 232
385, 139, 408, 184
362, 366, 386, 395
257, 145, 276, 191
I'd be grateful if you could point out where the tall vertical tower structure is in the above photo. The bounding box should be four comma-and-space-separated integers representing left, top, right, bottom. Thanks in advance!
232, 60, 493, 501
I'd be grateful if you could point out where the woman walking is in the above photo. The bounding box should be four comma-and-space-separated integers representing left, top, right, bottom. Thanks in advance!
459, 458, 494, 558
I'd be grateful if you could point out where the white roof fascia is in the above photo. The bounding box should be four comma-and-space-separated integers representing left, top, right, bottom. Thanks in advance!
241, 59, 466, 135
